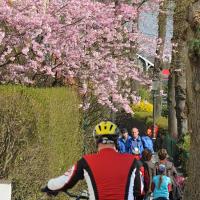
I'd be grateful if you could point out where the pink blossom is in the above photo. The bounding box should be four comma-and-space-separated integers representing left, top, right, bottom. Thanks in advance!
0, 0, 154, 112
22, 47, 29, 55
0, 31, 5, 43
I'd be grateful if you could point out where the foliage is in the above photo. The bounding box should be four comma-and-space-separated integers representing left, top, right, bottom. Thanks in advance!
131, 100, 153, 113
81, 95, 111, 154
0, 0, 158, 113
138, 88, 151, 101
156, 116, 168, 130
0, 85, 82, 200
0, 91, 37, 178
178, 134, 191, 175
179, 134, 191, 152
134, 112, 152, 121
161, 105, 168, 117
144, 116, 168, 134
146, 117, 154, 127
189, 39, 200, 56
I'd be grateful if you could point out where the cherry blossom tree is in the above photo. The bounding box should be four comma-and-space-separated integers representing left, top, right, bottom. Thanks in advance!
0, 0, 154, 113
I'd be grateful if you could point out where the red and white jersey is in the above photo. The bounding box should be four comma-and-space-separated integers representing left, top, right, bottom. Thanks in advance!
47, 148, 144, 200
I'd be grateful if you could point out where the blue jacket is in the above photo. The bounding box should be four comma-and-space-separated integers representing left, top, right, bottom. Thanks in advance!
141, 136, 154, 153
130, 136, 144, 155
117, 136, 132, 154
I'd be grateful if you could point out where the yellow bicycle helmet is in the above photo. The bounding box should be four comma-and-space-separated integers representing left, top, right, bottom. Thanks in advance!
94, 121, 119, 144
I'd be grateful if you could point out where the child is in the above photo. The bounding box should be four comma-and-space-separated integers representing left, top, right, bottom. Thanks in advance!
152, 164, 171, 200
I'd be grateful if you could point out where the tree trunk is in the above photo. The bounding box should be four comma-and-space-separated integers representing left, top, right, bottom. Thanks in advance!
168, 71, 178, 138
153, 0, 169, 119
184, 1, 200, 199
171, 0, 190, 139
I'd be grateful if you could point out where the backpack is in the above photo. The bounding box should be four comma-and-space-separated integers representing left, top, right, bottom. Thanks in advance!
134, 160, 150, 196
171, 176, 185, 200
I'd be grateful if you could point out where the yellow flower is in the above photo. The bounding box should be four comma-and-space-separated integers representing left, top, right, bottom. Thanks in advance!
131, 100, 153, 113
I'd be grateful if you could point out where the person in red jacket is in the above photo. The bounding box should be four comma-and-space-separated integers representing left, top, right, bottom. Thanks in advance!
42, 121, 144, 200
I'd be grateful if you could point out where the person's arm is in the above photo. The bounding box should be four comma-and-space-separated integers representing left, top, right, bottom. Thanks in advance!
148, 166, 154, 191
130, 139, 134, 153
172, 164, 178, 176
151, 182, 155, 192
168, 183, 172, 192
150, 139, 154, 153
117, 140, 122, 153
45, 158, 84, 192
140, 138, 144, 153
128, 139, 132, 154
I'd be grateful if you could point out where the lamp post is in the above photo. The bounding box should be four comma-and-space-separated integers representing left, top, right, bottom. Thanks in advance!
152, 80, 160, 140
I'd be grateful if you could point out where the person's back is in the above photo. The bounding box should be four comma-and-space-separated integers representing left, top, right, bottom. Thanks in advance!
42, 121, 144, 200
142, 128, 154, 153
152, 175, 171, 200
152, 164, 171, 200
83, 148, 140, 200
156, 149, 177, 180
142, 136, 154, 153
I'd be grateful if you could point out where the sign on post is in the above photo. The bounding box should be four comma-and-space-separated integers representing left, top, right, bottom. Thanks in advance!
0, 181, 11, 200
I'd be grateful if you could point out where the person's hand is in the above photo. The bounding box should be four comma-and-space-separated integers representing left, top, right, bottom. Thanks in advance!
41, 186, 59, 197
147, 189, 152, 195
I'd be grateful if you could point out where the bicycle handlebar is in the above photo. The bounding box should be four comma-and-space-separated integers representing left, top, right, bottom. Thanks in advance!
64, 190, 89, 199
41, 186, 89, 199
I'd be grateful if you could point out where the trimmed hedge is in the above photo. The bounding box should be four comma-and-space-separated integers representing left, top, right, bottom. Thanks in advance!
0, 85, 82, 200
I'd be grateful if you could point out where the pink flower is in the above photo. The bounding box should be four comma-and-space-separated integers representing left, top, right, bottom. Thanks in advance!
0, 31, 5, 43
22, 47, 29, 55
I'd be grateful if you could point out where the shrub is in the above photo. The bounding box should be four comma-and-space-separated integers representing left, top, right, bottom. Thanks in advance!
134, 112, 152, 121
138, 88, 151, 101
144, 116, 168, 134
0, 91, 37, 179
178, 134, 191, 175
161, 105, 168, 118
156, 116, 168, 130
0, 85, 82, 200
146, 117, 153, 127
131, 100, 153, 113
180, 134, 191, 152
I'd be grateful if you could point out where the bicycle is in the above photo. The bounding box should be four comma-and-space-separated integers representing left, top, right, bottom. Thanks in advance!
64, 190, 89, 200
41, 187, 89, 200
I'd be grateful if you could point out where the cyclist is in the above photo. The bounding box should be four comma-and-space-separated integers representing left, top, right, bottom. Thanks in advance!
42, 121, 144, 200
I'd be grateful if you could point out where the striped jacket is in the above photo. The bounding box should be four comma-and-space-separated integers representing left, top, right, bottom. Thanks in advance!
47, 148, 144, 200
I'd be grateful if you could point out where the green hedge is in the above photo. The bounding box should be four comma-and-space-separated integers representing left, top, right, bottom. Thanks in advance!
0, 85, 82, 200
134, 112, 168, 133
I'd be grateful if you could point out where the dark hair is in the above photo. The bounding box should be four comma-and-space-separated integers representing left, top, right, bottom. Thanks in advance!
158, 165, 165, 188
158, 149, 168, 160
158, 174, 163, 189
142, 149, 152, 161
121, 128, 128, 134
